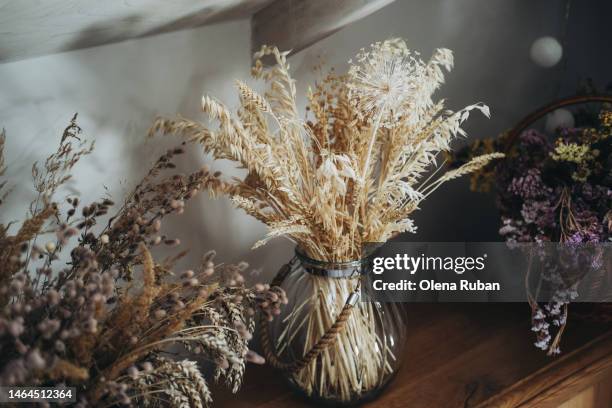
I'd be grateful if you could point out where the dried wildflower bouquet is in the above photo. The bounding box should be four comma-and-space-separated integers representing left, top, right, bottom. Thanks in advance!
0, 118, 285, 407
152, 38, 503, 403
451, 104, 612, 356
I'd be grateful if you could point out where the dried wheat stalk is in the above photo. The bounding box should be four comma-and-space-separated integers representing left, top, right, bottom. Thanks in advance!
276, 273, 396, 401
151, 39, 503, 262
150, 38, 504, 402
0, 119, 286, 407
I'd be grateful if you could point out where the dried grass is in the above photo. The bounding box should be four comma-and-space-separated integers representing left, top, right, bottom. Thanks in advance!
150, 38, 504, 403
151, 38, 503, 262
0, 118, 286, 407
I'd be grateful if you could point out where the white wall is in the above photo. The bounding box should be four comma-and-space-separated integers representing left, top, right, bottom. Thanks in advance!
0, 20, 292, 276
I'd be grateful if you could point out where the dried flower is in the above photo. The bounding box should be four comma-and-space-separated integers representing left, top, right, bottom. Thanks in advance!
151, 38, 502, 262
0, 117, 285, 407
451, 107, 611, 356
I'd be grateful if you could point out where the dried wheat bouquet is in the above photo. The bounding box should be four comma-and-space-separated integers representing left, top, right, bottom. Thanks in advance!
151, 38, 503, 262
150, 38, 503, 402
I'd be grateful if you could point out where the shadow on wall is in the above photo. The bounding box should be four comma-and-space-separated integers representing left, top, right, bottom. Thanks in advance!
63, 14, 146, 53
0, 18, 291, 282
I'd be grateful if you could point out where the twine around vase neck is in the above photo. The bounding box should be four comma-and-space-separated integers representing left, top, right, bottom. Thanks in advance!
294, 247, 367, 278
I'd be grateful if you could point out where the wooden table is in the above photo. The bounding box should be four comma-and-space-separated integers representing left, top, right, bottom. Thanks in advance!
213, 304, 612, 407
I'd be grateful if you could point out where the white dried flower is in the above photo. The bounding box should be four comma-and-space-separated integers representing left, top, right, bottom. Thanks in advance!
348, 40, 416, 124
347, 38, 455, 128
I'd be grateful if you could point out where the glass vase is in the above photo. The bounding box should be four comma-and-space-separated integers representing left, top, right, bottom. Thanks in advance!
261, 248, 406, 405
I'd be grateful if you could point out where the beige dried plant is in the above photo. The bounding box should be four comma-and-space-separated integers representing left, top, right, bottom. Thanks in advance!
0, 119, 287, 407
151, 39, 503, 262
150, 38, 505, 403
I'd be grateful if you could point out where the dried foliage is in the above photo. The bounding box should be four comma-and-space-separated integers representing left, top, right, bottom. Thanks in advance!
149, 38, 504, 404
0, 117, 286, 406
151, 39, 503, 262
452, 108, 612, 356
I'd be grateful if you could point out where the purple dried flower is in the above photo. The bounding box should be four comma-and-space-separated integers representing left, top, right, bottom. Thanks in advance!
508, 169, 547, 199
520, 129, 548, 146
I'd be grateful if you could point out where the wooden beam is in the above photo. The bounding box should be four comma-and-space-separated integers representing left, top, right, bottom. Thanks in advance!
0, 0, 274, 63
251, 0, 396, 56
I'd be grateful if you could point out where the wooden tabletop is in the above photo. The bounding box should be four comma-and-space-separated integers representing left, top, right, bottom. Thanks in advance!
213, 304, 612, 408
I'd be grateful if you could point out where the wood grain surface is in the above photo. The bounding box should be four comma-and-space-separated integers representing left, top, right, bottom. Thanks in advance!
212, 304, 612, 408
0, 0, 274, 63
251, 0, 396, 57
